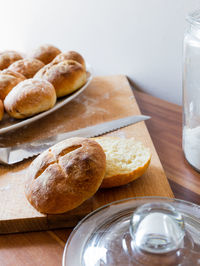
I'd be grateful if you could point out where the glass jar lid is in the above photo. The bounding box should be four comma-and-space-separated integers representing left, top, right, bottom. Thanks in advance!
62, 197, 200, 266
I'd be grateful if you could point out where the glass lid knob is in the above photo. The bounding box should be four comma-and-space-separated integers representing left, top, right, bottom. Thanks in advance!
130, 202, 185, 254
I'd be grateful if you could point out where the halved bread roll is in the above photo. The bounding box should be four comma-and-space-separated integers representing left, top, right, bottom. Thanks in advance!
94, 137, 151, 188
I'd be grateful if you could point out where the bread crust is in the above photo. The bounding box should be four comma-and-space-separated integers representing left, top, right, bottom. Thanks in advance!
4, 79, 56, 119
35, 60, 87, 97
30, 44, 61, 65
0, 69, 26, 101
25, 137, 106, 214
1, 69, 26, 79
0, 99, 4, 121
52, 51, 86, 70
100, 158, 151, 188
9, 58, 45, 78
0, 51, 23, 70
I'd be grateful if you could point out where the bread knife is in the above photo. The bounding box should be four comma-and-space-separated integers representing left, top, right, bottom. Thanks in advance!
0, 115, 150, 165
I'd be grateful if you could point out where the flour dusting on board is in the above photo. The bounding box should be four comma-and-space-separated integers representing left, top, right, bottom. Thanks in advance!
103, 92, 110, 99
49, 124, 67, 135
0, 185, 11, 191
74, 94, 108, 118
0, 168, 27, 192
109, 131, 127, 138
9, 168, 27, 184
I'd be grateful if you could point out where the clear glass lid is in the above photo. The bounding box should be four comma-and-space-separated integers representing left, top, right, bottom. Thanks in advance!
62, 197, 200, 266
187, 9, 200, 27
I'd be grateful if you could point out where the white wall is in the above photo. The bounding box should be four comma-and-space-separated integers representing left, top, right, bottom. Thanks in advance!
1, 0, 200, 104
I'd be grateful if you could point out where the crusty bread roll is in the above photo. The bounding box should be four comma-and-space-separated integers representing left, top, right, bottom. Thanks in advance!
4, 79, 56, 119
9, 58, 45, 78
0, 69, 26, 101
52, 51, 86, 70
0, 99, 4, 121
35, 60, 87, 98
0, 51, 23, 70
1, 69, 26, 79
94, 137, 151, 188
30, 44, 61, 65
25, 137, 106, 214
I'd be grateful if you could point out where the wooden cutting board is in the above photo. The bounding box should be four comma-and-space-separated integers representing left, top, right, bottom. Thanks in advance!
0, 75, 173, 234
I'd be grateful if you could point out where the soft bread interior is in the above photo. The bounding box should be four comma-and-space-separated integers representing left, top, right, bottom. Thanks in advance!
94, 137, 151, 179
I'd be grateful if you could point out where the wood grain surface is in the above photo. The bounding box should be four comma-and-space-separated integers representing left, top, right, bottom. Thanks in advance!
0, 75, 173, 234
0, 76, 199, 266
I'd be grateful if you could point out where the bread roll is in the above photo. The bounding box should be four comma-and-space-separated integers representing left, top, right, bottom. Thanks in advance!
25, 137, 106, 214
1, 69, 26, 79
0, 99, 4, 121
4, 79, 56, 119
30, 44, 61, 65
35, 60, 87, 97
9, 58, 45, 78
0, 51, 23, 70
0, 69, 26, 101
94, 137, 151, 188
53, 51, 86, 70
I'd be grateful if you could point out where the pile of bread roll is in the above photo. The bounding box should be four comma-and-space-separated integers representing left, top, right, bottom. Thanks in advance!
25, 137, 151, 214
0, 45, 87, 120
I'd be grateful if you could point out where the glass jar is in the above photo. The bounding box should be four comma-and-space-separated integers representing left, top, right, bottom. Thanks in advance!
183, 9, 200, 171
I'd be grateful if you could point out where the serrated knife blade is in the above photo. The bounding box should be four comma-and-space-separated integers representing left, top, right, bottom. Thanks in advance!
0, 115, 150, 165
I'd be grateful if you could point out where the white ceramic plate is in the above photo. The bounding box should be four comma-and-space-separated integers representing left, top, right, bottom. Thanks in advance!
0, 65, 93, 134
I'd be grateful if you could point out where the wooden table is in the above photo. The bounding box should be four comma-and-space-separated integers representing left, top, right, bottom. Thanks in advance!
0, 86, 199, 266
